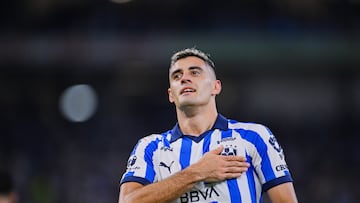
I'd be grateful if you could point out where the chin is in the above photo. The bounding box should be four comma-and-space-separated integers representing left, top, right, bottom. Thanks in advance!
178, 100, 197, 108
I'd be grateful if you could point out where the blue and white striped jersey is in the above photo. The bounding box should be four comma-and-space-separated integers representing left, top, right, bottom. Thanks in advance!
120, 114, 293, 203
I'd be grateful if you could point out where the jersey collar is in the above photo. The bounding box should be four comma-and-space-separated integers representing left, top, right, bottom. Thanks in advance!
170, 114, 229, 143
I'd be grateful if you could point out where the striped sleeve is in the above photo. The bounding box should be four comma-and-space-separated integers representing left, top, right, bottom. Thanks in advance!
237, 124, 293, 192
120, 134, 160, 186
250, 124, 292, 191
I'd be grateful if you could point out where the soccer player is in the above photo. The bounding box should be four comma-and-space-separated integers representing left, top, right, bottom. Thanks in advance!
118, 48, 298, 203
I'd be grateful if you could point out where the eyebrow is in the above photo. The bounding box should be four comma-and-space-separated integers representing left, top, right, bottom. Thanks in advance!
188, 66, 203, 71
170, 66, 203, 77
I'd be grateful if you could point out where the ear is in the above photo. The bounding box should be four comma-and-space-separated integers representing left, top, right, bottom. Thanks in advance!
212, 80, 222, 95
168, 88, 175, 103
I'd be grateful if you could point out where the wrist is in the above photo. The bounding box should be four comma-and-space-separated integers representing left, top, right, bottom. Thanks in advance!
183, 163, 205, 183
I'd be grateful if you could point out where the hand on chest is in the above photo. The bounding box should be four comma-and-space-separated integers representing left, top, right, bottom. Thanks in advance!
155, 135, 246, 180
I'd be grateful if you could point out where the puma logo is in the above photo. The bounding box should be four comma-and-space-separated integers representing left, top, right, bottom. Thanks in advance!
159, 161, 174, 173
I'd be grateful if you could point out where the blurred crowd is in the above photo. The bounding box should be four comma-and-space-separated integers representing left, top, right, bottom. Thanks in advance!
0, 0, 359, 203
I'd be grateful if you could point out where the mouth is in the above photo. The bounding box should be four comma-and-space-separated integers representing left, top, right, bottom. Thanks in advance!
180, 87, 196, 95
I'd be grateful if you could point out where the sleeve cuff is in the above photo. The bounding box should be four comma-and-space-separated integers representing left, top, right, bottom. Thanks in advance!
262, 175, 293, 192
120, 176, 152, 186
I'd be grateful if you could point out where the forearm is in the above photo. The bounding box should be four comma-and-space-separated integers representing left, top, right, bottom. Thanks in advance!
119, 146, 249, 203
120, 166, 203, 203
267, 182, 298, 203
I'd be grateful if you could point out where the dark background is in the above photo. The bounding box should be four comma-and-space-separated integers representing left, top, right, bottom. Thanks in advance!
0, 0, 359, 202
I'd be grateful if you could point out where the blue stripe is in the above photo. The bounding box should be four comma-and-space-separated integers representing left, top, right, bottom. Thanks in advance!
180, 138, 192, 169
237, 129, 276, 182
227, 179, 241, 203
123, 171, 135, 180
144, 138, 160, 183
221, 130, 242, 202
162, 132, 171, 148
246, 154, 256, 203
221, 130, 232, 139
202, 132, 211, 154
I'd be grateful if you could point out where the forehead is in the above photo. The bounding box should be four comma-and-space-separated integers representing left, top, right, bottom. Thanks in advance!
170, 56, 208, 72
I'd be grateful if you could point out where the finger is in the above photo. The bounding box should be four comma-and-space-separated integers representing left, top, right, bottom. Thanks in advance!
224, 166, 249, 173
223, 172, 243, 179
224, 161, 250, 168
209, 145, 224, 155
223, 156, 247, 162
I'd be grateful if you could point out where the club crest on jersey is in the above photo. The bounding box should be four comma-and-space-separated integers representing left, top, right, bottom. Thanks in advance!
127, 155, 137, 167
126, 155, 140, 172
221, 145, 237, 156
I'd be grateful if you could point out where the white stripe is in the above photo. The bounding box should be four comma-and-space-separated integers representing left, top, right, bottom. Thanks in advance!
171, 138, 183, 167
190, 139, 204, 165
237, 174, 252, 203
209, 129, 222, 151
254, 173, 262, 203
242, 138, 266, 184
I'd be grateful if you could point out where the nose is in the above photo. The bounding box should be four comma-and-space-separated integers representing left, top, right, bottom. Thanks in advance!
181, 72, 192, 84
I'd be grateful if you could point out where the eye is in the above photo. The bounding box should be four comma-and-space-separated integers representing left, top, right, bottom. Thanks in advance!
172, 73, 182, 80
191, 70, 200, 76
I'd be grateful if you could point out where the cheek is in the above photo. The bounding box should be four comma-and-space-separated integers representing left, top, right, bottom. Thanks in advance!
203, 81, 215, 92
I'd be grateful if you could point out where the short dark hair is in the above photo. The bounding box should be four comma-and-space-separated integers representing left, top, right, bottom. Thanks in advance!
170, 48, 215, 71
0, 170, 13, 195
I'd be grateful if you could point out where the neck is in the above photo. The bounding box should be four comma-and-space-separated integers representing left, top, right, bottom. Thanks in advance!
176, 103, 218, 136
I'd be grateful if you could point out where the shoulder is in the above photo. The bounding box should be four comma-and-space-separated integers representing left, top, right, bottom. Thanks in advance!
228, 119, 274, 143
136, 131, 171, 147
229, 119, 271, 134
129, 133, 168, 155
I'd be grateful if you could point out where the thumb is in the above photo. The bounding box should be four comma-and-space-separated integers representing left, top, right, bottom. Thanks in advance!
209, 145, 224, 155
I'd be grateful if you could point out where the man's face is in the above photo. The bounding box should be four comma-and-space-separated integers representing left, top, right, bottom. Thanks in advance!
168, 56, 221, 109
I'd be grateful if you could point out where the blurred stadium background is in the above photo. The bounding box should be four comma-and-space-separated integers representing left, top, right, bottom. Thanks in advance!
0, 0, 359, 202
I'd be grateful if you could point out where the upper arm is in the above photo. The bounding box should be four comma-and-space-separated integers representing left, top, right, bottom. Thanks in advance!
118, 182, 144, 203
239, 124, 295, 193
242, 124, 292, 184
118, 135, 160, 203
267, 182, 298, 203
120, 135, 159, 186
